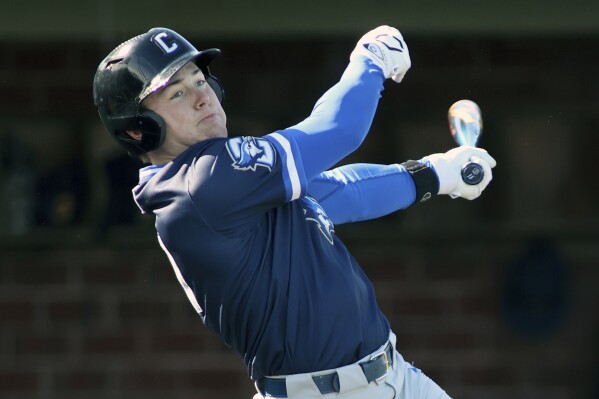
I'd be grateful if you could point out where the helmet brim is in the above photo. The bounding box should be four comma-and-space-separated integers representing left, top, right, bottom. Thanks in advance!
138, 48, 221, 103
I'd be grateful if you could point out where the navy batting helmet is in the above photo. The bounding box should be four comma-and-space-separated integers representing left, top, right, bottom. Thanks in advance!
93, 27, 225, 155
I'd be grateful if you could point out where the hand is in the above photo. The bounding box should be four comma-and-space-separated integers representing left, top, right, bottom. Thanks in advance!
350, 25, 411, 83
423, 146, 497, 200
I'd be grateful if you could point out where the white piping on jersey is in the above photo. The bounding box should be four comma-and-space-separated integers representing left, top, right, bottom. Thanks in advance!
157, 233, 203, 315
268, 133, 301, 201
139, 164, 165, 183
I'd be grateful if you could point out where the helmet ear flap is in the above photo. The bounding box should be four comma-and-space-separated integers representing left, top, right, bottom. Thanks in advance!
137, 110, 167, 151
112, 111, 166, 155
206, 75, 225, 105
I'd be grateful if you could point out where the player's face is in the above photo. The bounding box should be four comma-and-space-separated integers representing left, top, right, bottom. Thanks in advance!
143, 61, 227, 152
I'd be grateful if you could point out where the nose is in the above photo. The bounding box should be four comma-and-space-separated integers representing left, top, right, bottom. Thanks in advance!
193, 85, 210, 109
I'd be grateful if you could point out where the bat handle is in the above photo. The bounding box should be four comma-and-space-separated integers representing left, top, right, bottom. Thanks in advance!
461, 161, 484, 185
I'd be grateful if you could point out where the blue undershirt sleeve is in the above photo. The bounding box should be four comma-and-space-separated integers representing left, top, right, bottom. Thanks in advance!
307, 163, 417, 224
268, 56, 385, 183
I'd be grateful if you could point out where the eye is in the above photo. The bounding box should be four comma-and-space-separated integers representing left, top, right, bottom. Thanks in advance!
170, 90, 183, 100
195, 79, 206, 87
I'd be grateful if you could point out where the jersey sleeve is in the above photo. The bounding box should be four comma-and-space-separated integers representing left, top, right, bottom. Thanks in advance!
307, 163, 417, 224
186, 136, 308, 234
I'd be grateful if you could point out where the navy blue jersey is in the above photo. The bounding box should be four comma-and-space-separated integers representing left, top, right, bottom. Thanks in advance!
133, 58, 418, 380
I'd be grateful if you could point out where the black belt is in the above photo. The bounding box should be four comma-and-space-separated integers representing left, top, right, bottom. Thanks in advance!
256, 342, 393, 398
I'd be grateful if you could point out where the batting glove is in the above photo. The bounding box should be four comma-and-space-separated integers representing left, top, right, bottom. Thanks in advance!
350, 25, 411, 83
423, 146, 497, 200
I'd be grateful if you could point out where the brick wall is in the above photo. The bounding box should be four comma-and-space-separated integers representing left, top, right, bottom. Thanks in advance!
352, 234, 599, 399
1, 244, 253, 399
0, 34, 598, 399
1, 233, 597, 399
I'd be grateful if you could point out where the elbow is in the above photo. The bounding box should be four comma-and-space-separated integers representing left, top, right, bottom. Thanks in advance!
336, 123, 369, 153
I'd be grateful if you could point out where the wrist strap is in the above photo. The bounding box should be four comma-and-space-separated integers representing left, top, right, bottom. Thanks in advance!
401, 160, 439, 203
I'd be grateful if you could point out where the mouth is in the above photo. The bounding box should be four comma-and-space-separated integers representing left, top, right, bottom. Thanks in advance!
198, 113, 216, 125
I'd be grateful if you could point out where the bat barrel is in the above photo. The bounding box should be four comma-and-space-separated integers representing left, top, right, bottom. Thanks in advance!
448, 99, 485, 185
448, 99, 482, 146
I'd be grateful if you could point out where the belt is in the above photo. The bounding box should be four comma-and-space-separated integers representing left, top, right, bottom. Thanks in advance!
256, 342, 393, 398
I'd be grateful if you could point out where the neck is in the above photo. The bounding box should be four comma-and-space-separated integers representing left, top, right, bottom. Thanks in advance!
147, 142, 189, 165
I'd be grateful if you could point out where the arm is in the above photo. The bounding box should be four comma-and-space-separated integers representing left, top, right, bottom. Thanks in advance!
308, 146, 498, 225
307, 163, 418, 224
266, 26, 411, 182
270, 58, 384, 181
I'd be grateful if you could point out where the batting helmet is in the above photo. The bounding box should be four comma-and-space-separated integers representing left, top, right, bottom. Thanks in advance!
93, 27, 225, 155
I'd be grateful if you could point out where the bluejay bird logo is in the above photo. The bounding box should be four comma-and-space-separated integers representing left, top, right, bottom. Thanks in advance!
302, 196, 335, 245
226, 136, 276, 172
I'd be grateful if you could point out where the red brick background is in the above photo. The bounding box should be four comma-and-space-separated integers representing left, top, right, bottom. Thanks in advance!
2, 232, 597, 399
1, 35, 598, 399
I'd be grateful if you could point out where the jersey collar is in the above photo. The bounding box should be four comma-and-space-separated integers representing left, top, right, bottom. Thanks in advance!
138, 164, 165, 183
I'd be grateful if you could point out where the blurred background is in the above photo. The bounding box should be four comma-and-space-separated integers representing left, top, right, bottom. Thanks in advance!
1, 0, 598, 398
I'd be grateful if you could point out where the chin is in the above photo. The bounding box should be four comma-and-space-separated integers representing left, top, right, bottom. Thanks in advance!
207, 123, 228, 139
205, 127, 229, 139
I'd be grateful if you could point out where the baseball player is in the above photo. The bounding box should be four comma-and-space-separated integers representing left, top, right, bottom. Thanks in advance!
93, 26, 496, 399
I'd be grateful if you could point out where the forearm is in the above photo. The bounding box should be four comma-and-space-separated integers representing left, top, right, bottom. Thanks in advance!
308, 146, 498, 223
307, 163, 417, 224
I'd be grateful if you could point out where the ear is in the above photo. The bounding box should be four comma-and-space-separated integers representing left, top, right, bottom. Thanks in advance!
125, 130, 143, 141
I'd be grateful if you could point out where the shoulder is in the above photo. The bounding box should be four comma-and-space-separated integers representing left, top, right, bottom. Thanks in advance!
224, 136, 277, 172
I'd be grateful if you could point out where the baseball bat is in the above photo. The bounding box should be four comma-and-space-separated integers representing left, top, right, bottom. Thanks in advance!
448, 99, 485, 185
